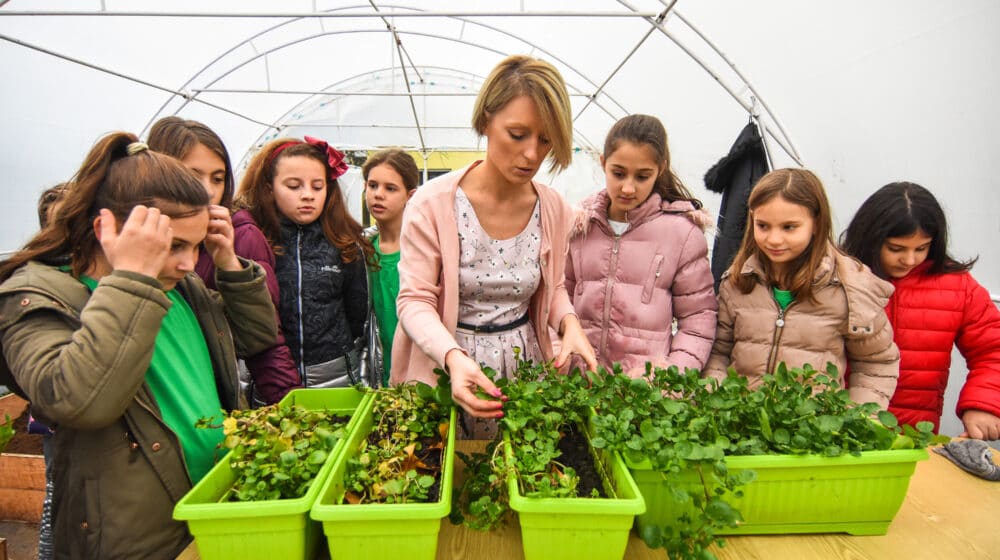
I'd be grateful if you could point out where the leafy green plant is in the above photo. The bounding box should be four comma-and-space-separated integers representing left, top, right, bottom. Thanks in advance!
197, 404, 351, 501
588, 362, 949, 560
0, 414, 14, 454
452, 354, 603, 530
342, 378, 453, 505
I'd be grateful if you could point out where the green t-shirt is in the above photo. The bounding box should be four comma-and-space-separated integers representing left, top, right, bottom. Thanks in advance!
80, 275, 224, 483
772, 287, 795, 311
370, 236, 400, 386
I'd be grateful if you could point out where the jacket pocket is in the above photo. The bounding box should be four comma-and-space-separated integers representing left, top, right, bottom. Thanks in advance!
641, 255, 665, 304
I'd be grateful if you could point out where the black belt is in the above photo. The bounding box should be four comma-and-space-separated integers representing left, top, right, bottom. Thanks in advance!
457, 312, 530, 334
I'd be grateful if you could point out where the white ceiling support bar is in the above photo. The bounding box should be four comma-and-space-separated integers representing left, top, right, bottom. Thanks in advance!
294, 123, 472, 129
369, 1, 424, 84
147, 3, 630, 136
194, 88, 596, 97
393, 42, 426, 152
671, 8, 802, 163
368, 3, 426, 152
0, 10, 661, 19
573, 22, 658, 122
187, 28, 614, 150
141, 10, 324, 135
0, 33, 276, 130
616, 0, 802, 165
264, 53, 272, 91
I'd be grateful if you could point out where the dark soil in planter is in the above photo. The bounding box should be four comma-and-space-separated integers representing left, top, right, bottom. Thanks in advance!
3, 407, 45, 455
557, 424, 607, 498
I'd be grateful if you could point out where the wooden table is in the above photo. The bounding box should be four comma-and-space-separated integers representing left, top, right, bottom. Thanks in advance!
180, 442, 1000, 560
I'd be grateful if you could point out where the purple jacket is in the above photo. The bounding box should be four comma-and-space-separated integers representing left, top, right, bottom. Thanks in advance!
566, 191, 718, 377
196, 209, 301, 403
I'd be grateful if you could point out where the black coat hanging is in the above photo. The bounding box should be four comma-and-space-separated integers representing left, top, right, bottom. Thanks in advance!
704, 121, 770, 291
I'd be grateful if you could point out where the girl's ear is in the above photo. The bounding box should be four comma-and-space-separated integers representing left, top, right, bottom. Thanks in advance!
599, 155, 606, 169
406, 189, 416, 201
92, 215, 103, 241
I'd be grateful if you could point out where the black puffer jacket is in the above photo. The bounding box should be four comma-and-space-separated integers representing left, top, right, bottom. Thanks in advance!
276, 219, 368, 384
704, 122, 769, 292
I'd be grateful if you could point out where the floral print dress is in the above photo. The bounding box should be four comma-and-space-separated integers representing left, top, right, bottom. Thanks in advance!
455, 187, 543, 437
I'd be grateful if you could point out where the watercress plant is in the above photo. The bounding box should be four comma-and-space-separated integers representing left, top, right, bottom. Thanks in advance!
342, 378, 453, 505
197, 404, 352, 502
587, 362, 948, 560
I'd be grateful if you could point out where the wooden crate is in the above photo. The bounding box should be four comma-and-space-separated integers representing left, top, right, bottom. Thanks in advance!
0, 394, 28, 423
0, 453, 45, 522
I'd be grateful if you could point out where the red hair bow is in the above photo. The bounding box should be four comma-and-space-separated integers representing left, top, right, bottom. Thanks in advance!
268, 136, 349, 180
304, 135, 349, 180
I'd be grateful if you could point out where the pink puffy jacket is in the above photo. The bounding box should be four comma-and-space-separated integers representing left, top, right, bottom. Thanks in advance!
566, 191, 717, 377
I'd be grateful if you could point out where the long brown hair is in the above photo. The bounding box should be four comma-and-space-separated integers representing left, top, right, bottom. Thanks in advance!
148, 116, 235, 208
235, 138, 371, 262
0, 132, 209, 282
604, 114, 701, 207
727, 168, 835, 302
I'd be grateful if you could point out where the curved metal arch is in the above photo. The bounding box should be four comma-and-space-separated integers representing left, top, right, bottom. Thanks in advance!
158, 28, 617, 146
237, 65, 604, 168
612, 0, 803, 164
244, 64, 485, 158
146, 3, 632, 135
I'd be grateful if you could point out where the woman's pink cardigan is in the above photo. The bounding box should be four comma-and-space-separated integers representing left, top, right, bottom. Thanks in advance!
390, 163, 577, 385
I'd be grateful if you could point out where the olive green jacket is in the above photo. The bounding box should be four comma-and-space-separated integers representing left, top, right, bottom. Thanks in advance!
0, 260, 277, 560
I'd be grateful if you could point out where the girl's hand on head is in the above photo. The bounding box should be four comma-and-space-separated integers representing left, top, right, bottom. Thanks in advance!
445, 349, 505, 419
204, 205, 241, 272
960, 409, 1000, 441
554, 314, 598, 374
99, 206, 171, 279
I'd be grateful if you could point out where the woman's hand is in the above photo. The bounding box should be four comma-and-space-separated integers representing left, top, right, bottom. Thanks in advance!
445, 349, 505, 419
203, 205, 241, 272
961, 409, 1000, 441
555, 314, 597, 373
98, 206, 171, 278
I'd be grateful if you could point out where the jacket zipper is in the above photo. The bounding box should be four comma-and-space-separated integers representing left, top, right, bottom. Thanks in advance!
765, 292, 796, 374
598, 235, 621, 359
295, 226, 306, 386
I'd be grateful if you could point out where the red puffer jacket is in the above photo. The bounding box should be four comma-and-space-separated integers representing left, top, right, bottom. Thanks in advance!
885, 261, 1000, 432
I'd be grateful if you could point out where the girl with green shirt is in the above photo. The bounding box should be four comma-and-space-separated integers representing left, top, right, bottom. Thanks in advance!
362, 149, 420, 385
0, 132, 277, 559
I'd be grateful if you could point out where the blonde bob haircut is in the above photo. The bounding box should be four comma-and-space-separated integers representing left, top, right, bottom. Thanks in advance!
472, 54, 573, 173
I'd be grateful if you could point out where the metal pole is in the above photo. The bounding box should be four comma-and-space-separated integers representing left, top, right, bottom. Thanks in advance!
573, 24, 657, 121
670, 6, 802, 163
0, 33, 276, 130
0, 10, 662, 18
614, 0, 803, 165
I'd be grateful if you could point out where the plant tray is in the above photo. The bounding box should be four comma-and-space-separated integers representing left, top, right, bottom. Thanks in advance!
173, 387, 370, 560
310, 403, 456, 560
628, 448, 928, 536
506, 430, 646, 560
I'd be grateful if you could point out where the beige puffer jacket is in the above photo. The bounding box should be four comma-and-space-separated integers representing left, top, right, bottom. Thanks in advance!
704, 243, 899, 408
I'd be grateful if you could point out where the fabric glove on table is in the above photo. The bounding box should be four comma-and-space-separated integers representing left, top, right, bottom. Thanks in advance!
934, 439, 1000, 481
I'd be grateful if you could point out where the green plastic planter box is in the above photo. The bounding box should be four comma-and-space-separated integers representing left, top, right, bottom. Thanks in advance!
310, 403, 456, 560
628, 448, 928, 536
173, 387, 370, 560
506, 430, 646, 560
